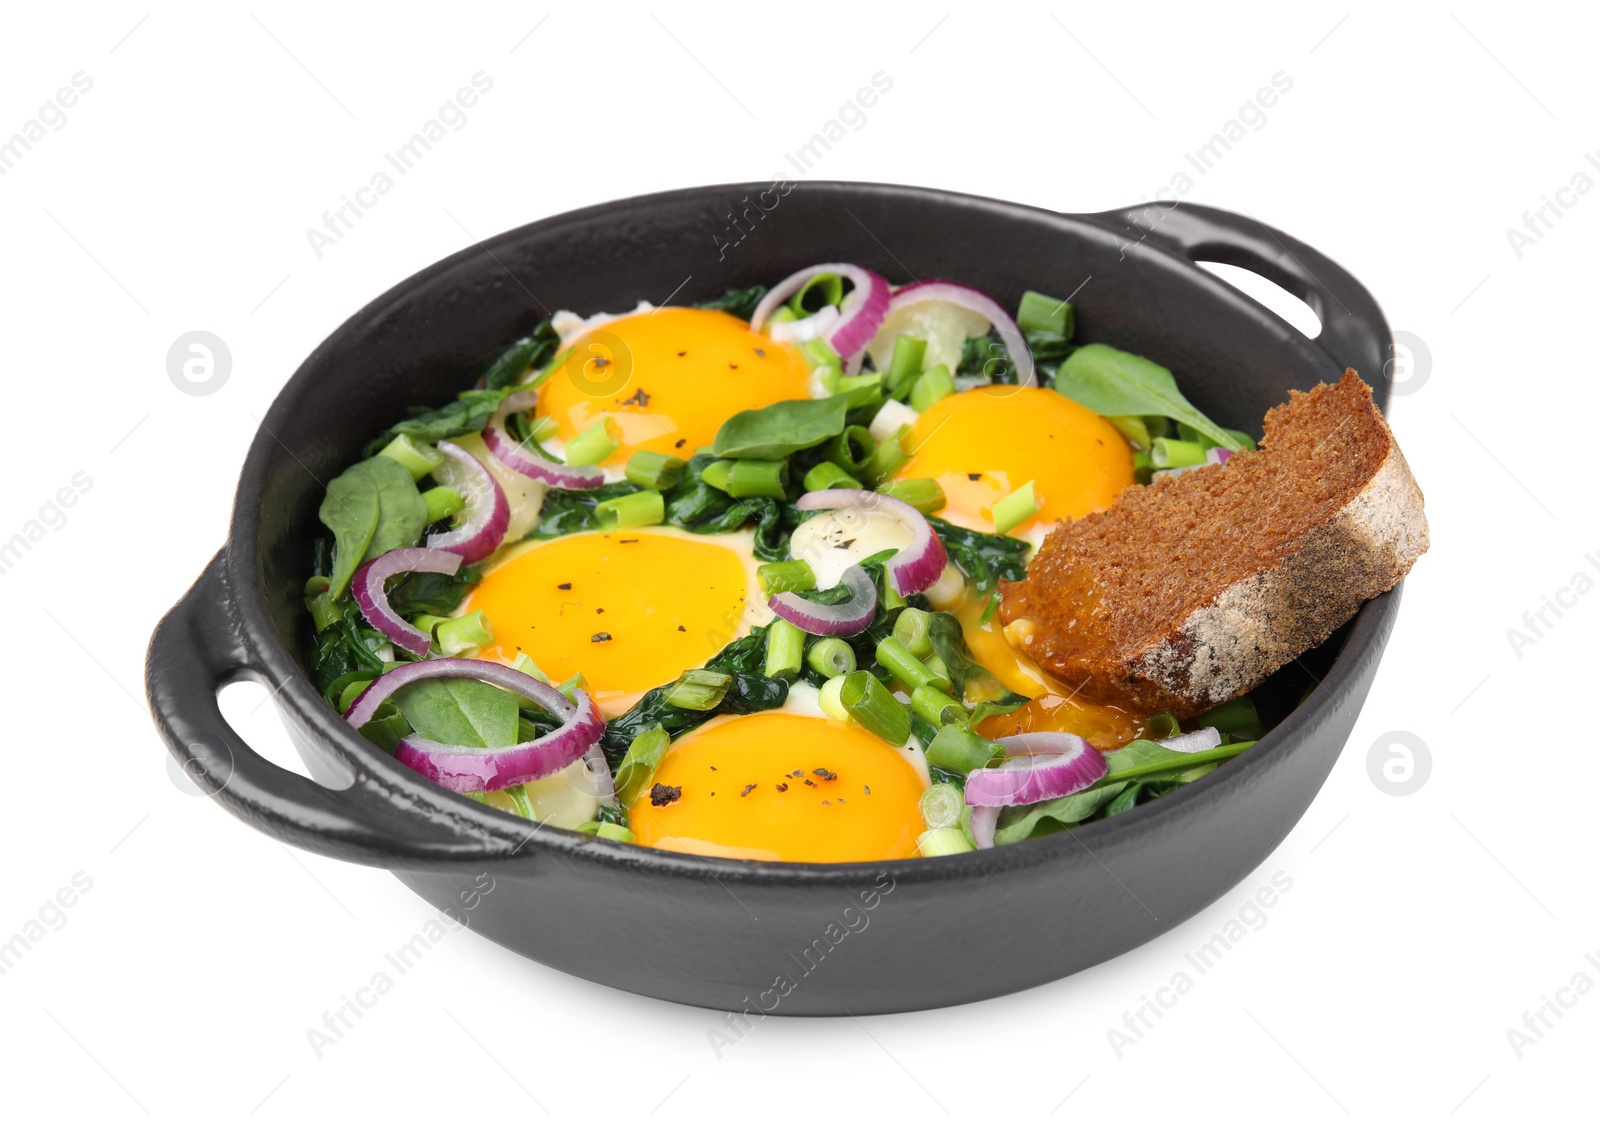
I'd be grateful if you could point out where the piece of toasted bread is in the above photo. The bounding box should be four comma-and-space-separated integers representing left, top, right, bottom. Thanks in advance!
998, 370, 1427, 717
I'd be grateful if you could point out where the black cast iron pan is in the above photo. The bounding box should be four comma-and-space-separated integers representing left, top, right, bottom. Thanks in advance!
147, 182, 1400, 1014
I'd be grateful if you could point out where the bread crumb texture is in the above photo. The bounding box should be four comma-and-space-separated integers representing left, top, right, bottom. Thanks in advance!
999, 371, 1428, 715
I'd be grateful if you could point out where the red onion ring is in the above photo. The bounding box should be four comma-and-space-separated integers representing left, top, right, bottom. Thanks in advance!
887, 280, 1036, 387
768, 306, 840, 344
483, 390, 606, 489
426, 440, 510, 563
351, 547, 461, 658
795, 488, 948, 597
969, 805, 1001, 850
964, 732, 1108, 808
1206, 447, 1232, 465
768, 563, 877, 636
750, 263, 891, 360
344, 657, 605, 793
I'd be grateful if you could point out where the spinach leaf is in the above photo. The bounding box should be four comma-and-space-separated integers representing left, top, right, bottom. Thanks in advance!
320, 456, 425, 598
483, 322, 559, 391
385, 388, 508, 444
600, 628, 790, 758
1054, 343, 1237, 450
528, 482, 638, 539
387, 564, 482, 619
710, 394, 851, 459
993, 781, 1125, 845
696, 285, 768, 321
364, 456, 429, 561
1104, 782, 1142, 817
318, 462, 382, 599
929, 517, 1028, 595
392, 677, 519, 747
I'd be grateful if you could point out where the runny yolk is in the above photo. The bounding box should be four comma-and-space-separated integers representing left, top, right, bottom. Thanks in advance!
464, 531, 750, 715
537, 306, 812, 465
954, 592, 1146, 749
627, 713, 926, 863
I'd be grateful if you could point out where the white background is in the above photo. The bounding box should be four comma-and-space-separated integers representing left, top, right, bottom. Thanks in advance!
1, 2, 1593, 1124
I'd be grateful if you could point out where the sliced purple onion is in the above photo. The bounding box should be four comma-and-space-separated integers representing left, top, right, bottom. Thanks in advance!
750, 263, 891, 360
1206, 447, 1232, 465
426, 440, 509, 563
352, 548, 461, 658
887, 280, 1036, 387
482, 390, 606, 489
769, 563, 876, 636
1156, 726, 1222, 753
969, 805, 1001, 850
964, 732, 1108, 808
796, 488, 947, 597
344, 657, 604, 793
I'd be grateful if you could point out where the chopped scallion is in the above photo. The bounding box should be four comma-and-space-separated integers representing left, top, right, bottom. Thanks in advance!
700, 459, 734, 493
595, 489, 664, 530
877, 636, 948, 691
625, 450, 686, 490
839, 671, 911, 746
565, 415, 622, 466
726, 458, 789, 500
435, 610, 493, 656
886, 335, 928, 398
791, 272, 844, 315
807, 637, 857, 679
822, 426, 876, 476
925, 723, 1003, 774
1016, 290, 1071, 336
594, 824, 635, 843
802, 460, 861, 492
818, 675, 850, 722
764, 619, 806, 680
892, 607, 934, 658
991, 480, 1039, 535
614, 723, 670, 807
909, 364, 955, 413
911, 684, 966, 728
878, 478, 945, 514
917, 826, 975, 856
421, 485, 465, 525
664, 668, 732, 711
918, 782, 965, 831
757, 559, 815, 598
1151, 437, 1207, 469
1196, 695, 1265, 740
378, 434, 443, 479
1107, 415, 1152, 451
863, 424, 911, 482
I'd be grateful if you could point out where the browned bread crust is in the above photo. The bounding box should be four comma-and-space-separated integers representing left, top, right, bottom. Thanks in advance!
998, 371, 1427, 717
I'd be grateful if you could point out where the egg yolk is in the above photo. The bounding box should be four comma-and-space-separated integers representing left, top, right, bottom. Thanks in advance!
953, 593, 1145, 749
465, 531, 750, 714
627, 713, 926, 863
538, 307, 812, 465
897, 385, 1135, 533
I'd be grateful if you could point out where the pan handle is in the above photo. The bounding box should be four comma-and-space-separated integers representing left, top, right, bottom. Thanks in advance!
1092, 202, 1392, 399
146, 551, 521, 869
